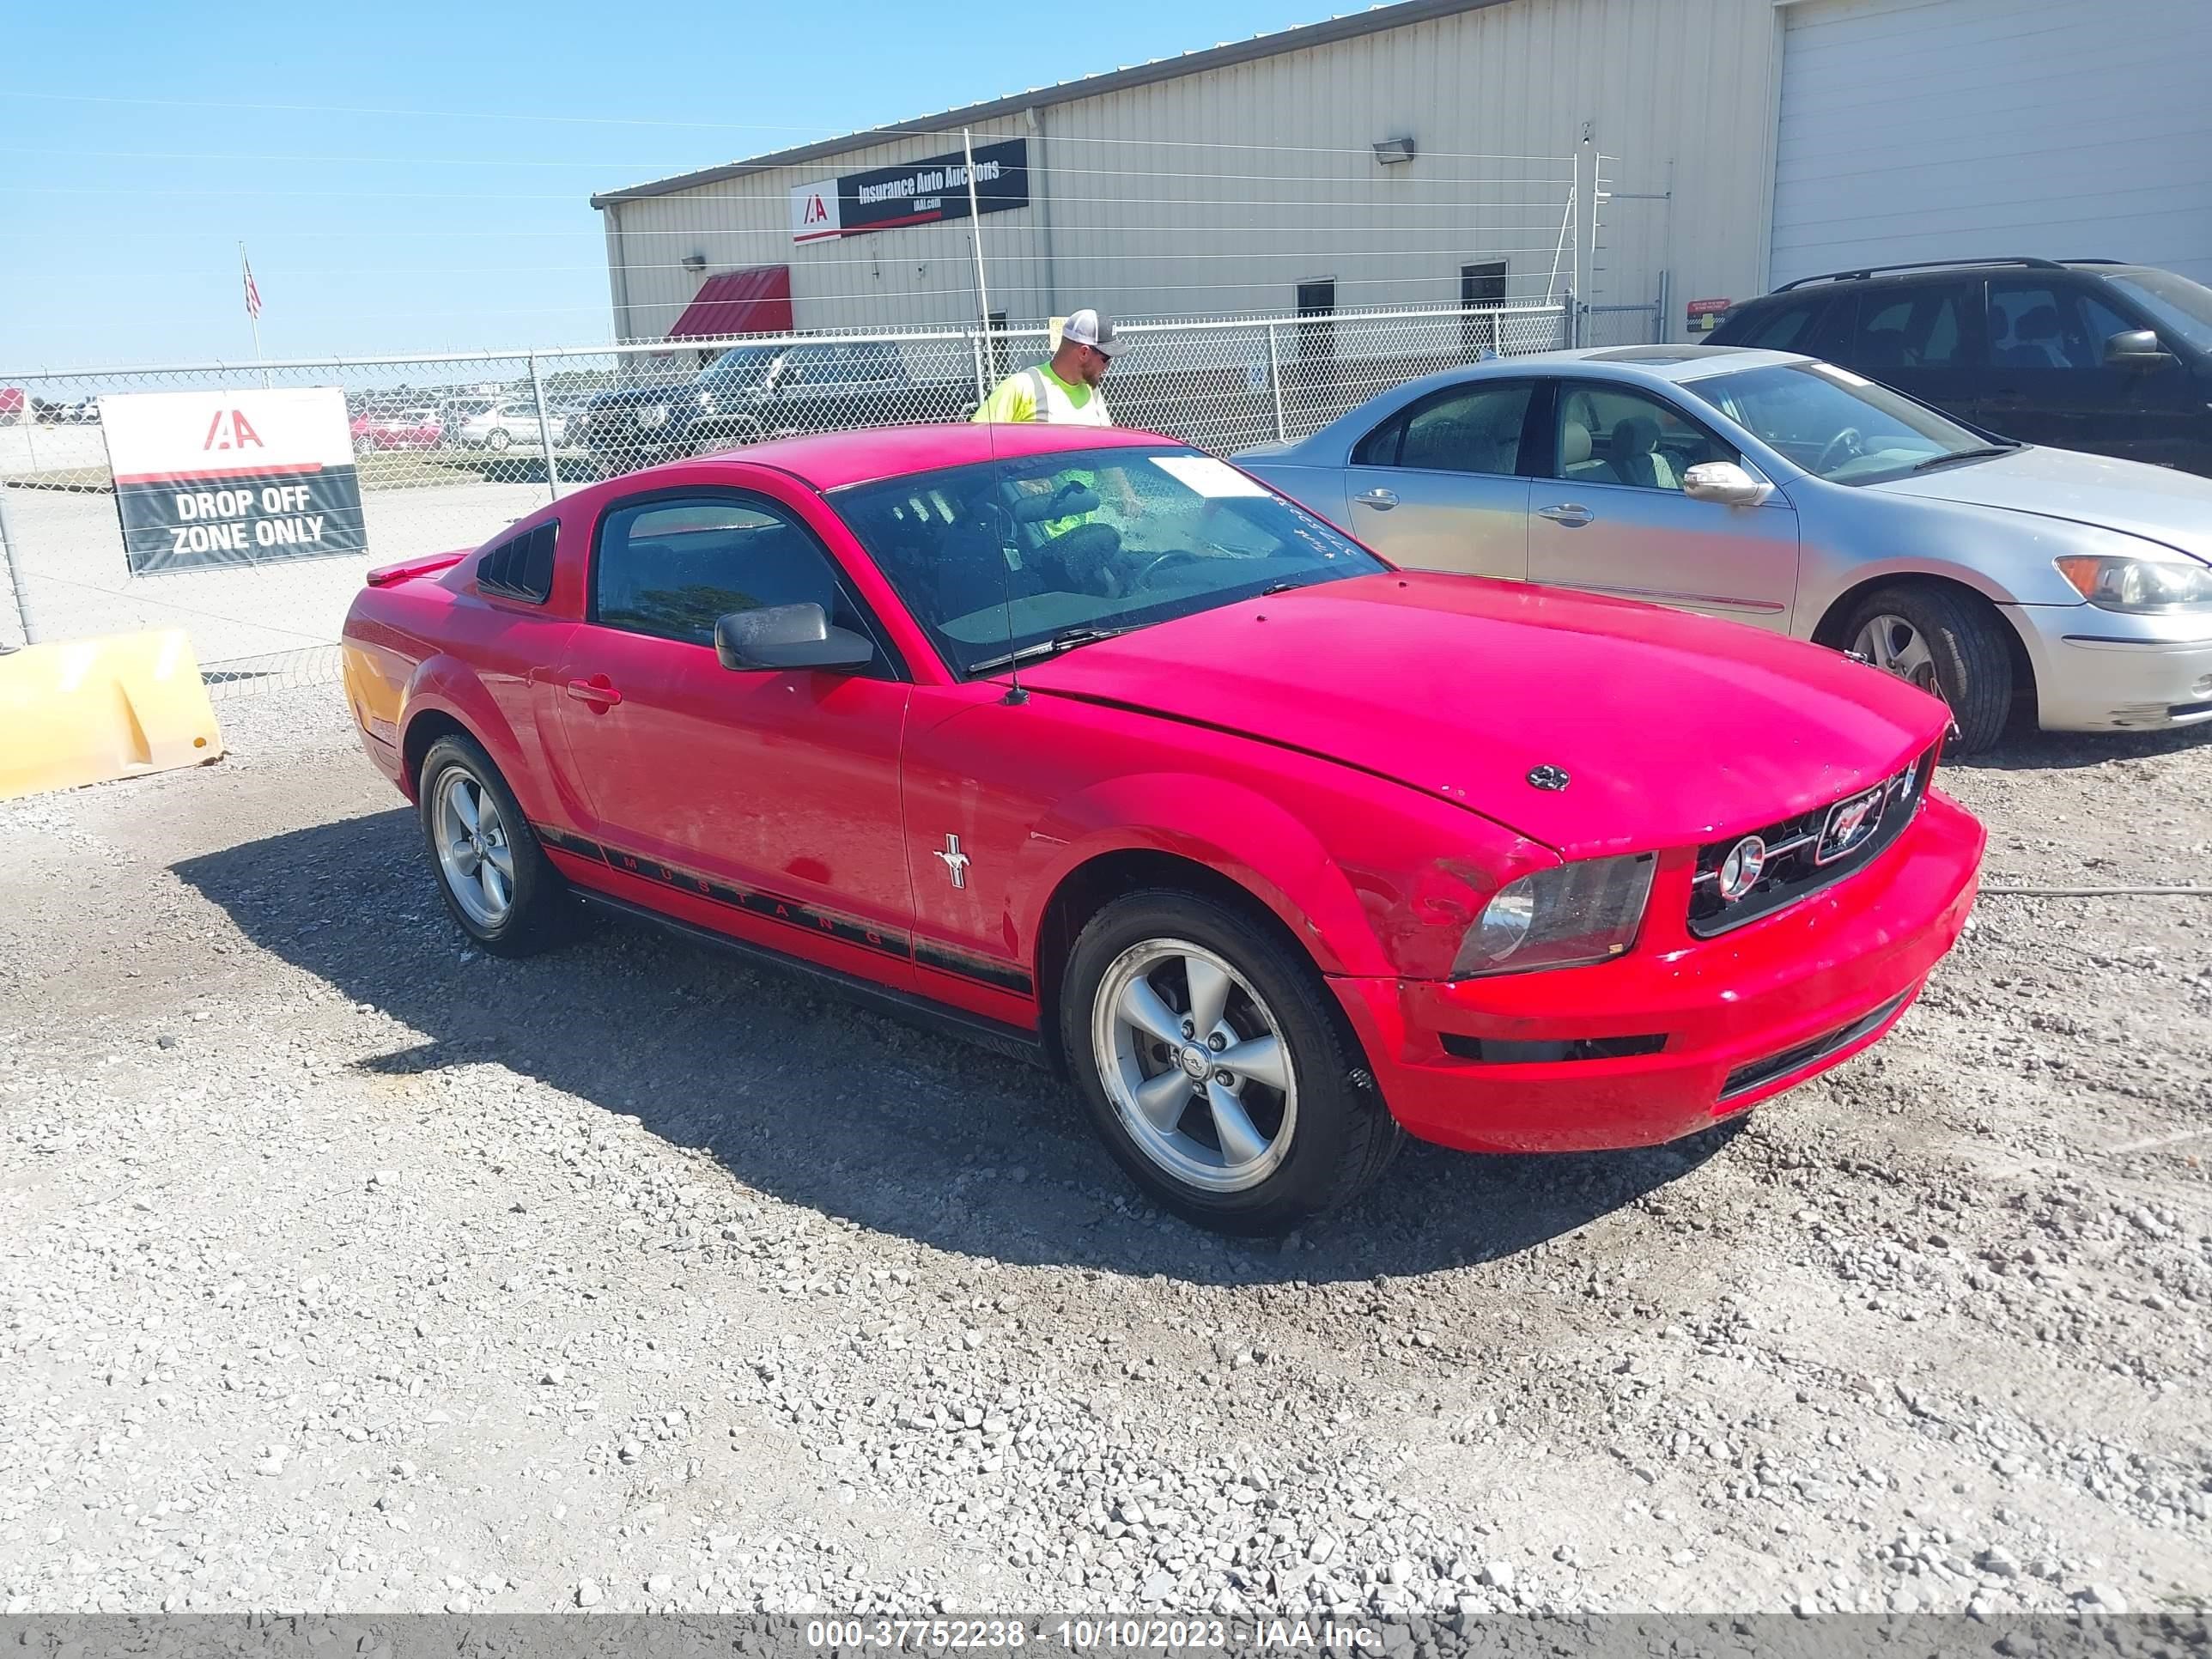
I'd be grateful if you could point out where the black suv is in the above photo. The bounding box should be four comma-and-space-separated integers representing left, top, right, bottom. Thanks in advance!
1711, 258, 2212, 474
574, 340, 974, 475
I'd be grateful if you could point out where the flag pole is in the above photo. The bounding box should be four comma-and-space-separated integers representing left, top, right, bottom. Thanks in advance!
240, 242, 268, 386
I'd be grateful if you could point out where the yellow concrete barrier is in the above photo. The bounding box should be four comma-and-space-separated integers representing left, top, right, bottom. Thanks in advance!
0, 629, 223, 800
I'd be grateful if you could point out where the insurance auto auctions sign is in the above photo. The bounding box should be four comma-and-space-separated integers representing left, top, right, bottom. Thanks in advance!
790, 137, 1028, 243
99, 387, 367, 574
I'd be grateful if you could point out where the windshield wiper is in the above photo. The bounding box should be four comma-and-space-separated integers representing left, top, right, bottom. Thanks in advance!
967, 626, 1133, 676
1910, 445, 2018, 473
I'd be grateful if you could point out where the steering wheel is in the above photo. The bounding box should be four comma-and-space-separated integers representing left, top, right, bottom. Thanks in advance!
1128, 550, 1204, 592
1815, 426, 1866, 474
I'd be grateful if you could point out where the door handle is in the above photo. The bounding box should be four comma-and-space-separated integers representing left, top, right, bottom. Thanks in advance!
566, 676, 623, 707
1537, 502, 1595, 526
1353, 487, 1399, 510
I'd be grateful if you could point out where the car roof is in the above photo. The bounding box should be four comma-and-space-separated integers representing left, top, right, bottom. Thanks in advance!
1388, 345, 1811, 393
703, 422, 1180, 492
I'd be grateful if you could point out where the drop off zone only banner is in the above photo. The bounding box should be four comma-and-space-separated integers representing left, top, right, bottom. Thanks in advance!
100, 387, 368, 574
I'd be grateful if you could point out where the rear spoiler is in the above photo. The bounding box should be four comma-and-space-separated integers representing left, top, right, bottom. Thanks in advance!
365, 550, 469, 588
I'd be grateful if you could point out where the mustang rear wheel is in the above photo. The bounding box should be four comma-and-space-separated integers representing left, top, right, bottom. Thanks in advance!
1061, 890, 1401, 1234
417, 734, 572, 956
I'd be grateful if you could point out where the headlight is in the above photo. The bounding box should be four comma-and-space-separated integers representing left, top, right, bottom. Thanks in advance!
1451, 854, 1656, 978
635, 404, 672, 431
2053, 554, 2212, 613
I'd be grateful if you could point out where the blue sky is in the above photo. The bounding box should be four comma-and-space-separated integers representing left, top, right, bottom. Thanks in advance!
2, 0, 1307, 369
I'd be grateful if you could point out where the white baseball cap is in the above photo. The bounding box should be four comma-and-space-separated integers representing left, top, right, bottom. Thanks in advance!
1060, 308, 1124, 357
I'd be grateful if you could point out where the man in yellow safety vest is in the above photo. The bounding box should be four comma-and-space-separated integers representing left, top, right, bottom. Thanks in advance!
971, 309, 1121, 426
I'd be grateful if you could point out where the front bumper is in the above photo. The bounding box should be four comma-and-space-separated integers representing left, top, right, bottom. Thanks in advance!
1329, 791, 1984, 1155
2008, 603, 2212, 732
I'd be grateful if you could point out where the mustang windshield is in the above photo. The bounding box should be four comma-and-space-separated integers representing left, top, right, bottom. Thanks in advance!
833, 446, 1385, 677
1681, 362, 2008, 484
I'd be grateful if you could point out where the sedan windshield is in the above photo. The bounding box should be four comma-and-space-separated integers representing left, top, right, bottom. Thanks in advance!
2104, 270, 2212, 355
1681, 362, 2006, 484
833, 446, 1385, 676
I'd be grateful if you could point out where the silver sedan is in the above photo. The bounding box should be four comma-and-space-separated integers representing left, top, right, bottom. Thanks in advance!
1237, 346, 2212, 751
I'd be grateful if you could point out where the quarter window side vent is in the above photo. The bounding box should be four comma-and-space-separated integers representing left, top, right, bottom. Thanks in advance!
477, 522, 557, 605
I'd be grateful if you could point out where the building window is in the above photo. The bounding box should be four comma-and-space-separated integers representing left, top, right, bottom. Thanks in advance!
1296, 280, 1336, 360
1461, 259, 1509, 356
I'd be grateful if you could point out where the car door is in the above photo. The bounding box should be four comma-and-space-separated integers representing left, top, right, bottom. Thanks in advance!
1529, 378, 1800, 630
1334, 378, 1534, 580
1984, 277, 2199, 465
551, 483, 917, 980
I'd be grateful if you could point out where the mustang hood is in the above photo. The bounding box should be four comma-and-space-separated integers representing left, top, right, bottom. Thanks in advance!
1871, 446, 2212, 562
1021, 573, 1947, 857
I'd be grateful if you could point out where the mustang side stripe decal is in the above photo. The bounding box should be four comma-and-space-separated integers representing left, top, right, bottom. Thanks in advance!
531, 822, 1034, 997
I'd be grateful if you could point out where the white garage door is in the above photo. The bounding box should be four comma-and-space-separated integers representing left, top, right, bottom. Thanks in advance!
1771, 0, 2212, 287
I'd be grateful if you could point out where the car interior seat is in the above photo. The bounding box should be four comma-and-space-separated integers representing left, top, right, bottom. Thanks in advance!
1998, 304, 2072, 369
1608, 416, 1679, 490
1559, 420, 1611, 483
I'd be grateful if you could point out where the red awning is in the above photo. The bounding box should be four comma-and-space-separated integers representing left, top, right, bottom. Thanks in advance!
667, 266, 793, 339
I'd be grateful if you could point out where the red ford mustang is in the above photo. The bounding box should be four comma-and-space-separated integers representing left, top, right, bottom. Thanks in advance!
341, 423, 1984, 1233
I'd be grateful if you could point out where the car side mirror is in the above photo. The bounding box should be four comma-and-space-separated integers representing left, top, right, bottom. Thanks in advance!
714, 602, 874, 672
1682, 460, 1775, 507
2104, 329, 2171, 368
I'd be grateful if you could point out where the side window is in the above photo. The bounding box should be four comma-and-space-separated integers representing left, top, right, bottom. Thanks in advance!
1554, 383, 1735, 493
1734, 301, 1819, 352
1989, 281, 2124, 370
1370, 382, 1534, 475
592, 494, 883, 667
781, 349, 836, 386
477, 522, 556, 605
851, 342, 902, 382
1849, 281, 1977, 368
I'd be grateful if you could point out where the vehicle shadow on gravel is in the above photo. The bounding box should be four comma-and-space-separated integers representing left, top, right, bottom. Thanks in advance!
174, 808, 1724, 1286
1958, 722, 2212, 774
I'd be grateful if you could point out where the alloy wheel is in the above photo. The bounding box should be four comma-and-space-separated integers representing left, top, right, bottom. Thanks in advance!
432, 766, 515, 928
1091, 939, 1298, 1194
1853, 612, 1942, 696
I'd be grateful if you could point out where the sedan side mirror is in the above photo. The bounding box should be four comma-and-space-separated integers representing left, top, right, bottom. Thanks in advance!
1681, 460, 1775, 507
2104, 329, 2172, 368
714, 602, 875, 672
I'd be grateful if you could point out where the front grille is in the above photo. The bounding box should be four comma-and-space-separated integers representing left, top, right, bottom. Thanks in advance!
1686, 747, 1935, 939
1718, 992, 1910, 1102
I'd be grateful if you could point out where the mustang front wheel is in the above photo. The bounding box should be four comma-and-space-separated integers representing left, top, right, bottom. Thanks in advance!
417, 734, 572, 956
1061, 890, 1401, 1234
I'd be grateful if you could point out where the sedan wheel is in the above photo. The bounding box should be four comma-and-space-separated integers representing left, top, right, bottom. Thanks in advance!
432, 765, 515, 928
1852, 612, 1940, 696
1094, 939, 1297, 1194
1060, 890, 1401, 1233
1839, 583, 2014, 755
484, 428, 513, 453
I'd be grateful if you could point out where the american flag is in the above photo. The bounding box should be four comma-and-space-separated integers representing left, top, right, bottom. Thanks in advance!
242, 255, 262, 321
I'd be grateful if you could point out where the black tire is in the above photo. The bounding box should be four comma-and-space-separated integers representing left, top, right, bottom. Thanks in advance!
416, 734, 573, 957
1059, 889, 1402, 1235
484, 428, 512, 453
1840, 582, 2014, 754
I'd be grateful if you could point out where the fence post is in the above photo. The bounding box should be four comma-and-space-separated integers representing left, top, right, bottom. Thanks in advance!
0, 485, 31, 652
1267, 324, 1286, 442
969, 329, 988, 407
1564, 290, 1579, 349
528, 353, 562, 504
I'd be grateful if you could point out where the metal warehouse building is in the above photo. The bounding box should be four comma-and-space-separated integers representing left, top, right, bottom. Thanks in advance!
592, 0, 2212, 345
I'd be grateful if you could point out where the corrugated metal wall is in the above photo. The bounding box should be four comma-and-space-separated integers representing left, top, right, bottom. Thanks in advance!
603, 0, 1781, 341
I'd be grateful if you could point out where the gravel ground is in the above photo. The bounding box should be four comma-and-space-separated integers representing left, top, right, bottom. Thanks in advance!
2, 684, 2207, 1620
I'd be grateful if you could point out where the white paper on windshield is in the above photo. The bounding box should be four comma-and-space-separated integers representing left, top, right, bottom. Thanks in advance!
1151, 455, 1270, 498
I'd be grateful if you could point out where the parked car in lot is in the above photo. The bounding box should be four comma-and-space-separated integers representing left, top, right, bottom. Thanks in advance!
449, 401, 567, 453
1709, 258, 2212, 475
341, 422, 1982, 1233
350, 408, 445, 453
572, 341, 972, 474
1238, 346, 2212, 752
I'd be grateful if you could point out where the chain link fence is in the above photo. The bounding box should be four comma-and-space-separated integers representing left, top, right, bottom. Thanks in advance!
0, 301, 1565, 689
